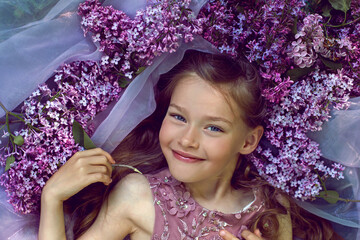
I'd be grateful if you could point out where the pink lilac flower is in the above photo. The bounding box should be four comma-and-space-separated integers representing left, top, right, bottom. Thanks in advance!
0, 61, 121, 213
78, 0, 202, 78
251, 69, 352, 199
287, 14, 324, 68
351, 0, 360, 17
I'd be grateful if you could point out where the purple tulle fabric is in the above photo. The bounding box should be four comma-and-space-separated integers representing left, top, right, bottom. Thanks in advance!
0, 0, 359, 239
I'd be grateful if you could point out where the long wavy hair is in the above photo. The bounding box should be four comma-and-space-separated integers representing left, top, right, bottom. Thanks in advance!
65, 50, 343, 240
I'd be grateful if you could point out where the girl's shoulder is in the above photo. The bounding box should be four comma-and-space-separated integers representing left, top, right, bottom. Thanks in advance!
112, 173, 153, 198
81, 173, 155, 239
106, 173, 155, 237
109, 172, 154, 215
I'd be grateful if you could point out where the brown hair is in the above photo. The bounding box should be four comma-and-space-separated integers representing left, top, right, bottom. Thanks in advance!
66, 50, 343, 239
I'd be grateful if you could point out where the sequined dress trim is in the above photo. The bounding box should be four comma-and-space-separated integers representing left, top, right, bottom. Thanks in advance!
145, 169, 265, 240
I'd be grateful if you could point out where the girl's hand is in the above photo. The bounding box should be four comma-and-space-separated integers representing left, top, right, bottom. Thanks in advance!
219, 229, 263, 240
42, 148, 115, 203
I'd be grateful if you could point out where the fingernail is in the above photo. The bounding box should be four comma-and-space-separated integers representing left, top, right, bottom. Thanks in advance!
219, 230, 226, 237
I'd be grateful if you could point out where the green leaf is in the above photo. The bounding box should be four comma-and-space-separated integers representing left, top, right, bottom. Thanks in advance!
5, 156, 15, 171
118, 78, 130, 88
13, 135, 24, 146
322, 3, 332, 17
320, 56, 343, 70
286, 67, 315, 81
328, 0, 350, 13
318, 190, 339, 204
135, 66, 146, 75
72, 120, 97, 150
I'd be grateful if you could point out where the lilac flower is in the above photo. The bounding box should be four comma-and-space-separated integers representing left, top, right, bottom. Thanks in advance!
78, 0, 203, 77
2, 0, 360, 214
0, 61, 121, 213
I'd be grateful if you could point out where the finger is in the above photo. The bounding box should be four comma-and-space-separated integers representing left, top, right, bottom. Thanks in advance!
87, 165, 110, 175
254, 229, 262, 238
241, 230, 262, 240
78, 155, 113, 175
73, 148, 115, 164
87, 172, 113, 186
219, 229, 239, 240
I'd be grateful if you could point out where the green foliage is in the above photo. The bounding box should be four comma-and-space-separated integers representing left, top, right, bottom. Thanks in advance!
72, 120, 97, 150
13, 135, 24, 146
5, 156, 15, 171
321, 3, 332, 17
328, 0, 351, 13
286, 67, 315, 81
318, 190, 340, 204
135, 66, 146, 75
118, 78, 131, 88
320, 56, 343, 70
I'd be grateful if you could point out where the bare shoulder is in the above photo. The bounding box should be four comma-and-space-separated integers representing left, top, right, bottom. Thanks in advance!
110, 173, 155, 238
80, 173, 155, 240
109, 173, 154, 220
111, 173, 152, 202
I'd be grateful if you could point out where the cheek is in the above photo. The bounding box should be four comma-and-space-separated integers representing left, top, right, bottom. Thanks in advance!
205, 138, 240, 159
159, 117, 171, 145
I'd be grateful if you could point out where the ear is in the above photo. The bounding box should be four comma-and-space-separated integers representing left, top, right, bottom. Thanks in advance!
239, 125, 264, 155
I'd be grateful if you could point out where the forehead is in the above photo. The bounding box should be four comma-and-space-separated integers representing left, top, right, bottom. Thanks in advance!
170, 74, 241, 120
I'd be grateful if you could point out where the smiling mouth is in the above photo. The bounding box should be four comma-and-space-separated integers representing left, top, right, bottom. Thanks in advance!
172, 150, 204, 163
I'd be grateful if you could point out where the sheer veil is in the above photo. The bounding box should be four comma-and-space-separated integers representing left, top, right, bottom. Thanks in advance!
0, 0, 359, 239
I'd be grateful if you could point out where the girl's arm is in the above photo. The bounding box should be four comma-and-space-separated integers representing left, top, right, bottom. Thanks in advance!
275, 194, 293, 239
276, 209, 292, 239
38, 148, 114, 240
39, 190, 66, 240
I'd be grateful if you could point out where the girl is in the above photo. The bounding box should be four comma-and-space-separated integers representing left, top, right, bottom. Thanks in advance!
38, 50, 341, 240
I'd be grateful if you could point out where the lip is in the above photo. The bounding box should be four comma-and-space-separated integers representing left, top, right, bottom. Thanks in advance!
172, 150, 204, 163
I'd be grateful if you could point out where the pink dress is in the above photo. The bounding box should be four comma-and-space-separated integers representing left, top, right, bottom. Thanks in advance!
145, 168, 266, 240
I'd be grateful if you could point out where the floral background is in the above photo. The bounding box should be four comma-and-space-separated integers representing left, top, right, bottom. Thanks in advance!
0, 0, 359, 215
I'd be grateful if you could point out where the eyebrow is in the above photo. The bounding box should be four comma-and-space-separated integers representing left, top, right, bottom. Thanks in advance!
169, 103, 233, 126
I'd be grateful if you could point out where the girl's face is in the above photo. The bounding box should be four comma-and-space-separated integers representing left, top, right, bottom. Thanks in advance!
159, 73, 255, 184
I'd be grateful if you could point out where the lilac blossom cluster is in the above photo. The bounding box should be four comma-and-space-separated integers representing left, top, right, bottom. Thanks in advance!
288, 14, 354, 68
1, 0, 360, 214
0, 61, 121, 213
78, 0, 202, 79
197, 0, 238, 57
250, 69, 352, 199
197, 0, 359, 199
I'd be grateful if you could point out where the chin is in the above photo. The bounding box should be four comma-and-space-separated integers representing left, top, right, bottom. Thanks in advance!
166, 161, 202, 183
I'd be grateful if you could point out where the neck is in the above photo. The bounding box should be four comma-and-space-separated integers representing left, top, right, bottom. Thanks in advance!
183, 161, 239, 212
185, 173, 233, 203
184, 174, 254, 214
181, 162, 254, 213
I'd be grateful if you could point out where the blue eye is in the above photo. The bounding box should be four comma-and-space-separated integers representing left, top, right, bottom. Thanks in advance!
207, 126, 223, 132
171, 114, 186, 122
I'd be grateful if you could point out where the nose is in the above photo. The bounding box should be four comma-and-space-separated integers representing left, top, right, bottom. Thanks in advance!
179, 126, 199, 149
